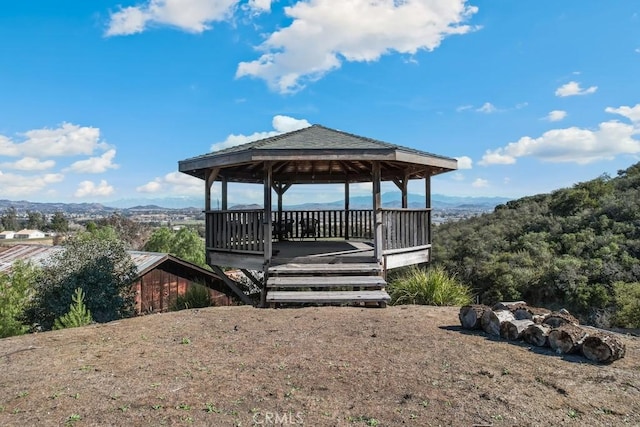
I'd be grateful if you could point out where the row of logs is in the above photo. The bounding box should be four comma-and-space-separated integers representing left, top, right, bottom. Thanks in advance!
459, 302, 626, 364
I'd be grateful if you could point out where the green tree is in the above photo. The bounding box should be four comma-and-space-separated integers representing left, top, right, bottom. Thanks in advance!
26, 211, 45, 230
95, 214, 151, 250
145, 227, 207, 268
25, 236, 137, 330
0, 261, 38, 338
53, 288, 93, 330
49, 211, 69, 233
1, 207, 19, 231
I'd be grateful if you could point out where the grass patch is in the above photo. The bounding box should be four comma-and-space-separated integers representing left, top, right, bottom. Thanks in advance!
388, 265, 472, 306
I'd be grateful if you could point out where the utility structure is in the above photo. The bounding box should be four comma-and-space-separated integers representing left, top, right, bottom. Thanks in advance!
179, 125, 457, 307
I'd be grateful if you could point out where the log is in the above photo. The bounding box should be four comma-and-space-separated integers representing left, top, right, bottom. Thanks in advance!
492, 301, 527, 311
481, 309, 515, 336
581, 332, 626, 364
523, 323, 551, 347
548, 324, 588, 354
542, 311, 579, 328
459, 304, 491, 330
500, 319, 535, 341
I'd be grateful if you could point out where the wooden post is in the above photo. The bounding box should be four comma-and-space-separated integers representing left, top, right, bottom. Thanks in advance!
264, 162, 273, 264
204, 168, 219, 212
221, 175, 228, 211
372, 161, 383, 264
425, 174, 432, 262
204, 168, 219, 253
344, 181, 350, 240
401, 173, 409, 209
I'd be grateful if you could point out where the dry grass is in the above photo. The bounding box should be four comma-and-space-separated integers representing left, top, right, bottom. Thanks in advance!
0, 305, 638, 426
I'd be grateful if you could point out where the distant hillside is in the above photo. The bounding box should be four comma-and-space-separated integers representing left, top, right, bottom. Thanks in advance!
433, 162, 640, 328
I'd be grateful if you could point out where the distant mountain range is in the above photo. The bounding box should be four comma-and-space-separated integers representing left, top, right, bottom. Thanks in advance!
1, 193, 511, 213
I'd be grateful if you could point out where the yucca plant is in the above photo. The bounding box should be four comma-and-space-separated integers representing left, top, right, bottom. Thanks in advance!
388, 265, 472, 306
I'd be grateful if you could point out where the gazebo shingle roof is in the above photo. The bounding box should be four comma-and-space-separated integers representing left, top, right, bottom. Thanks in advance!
179, 124, 457, 184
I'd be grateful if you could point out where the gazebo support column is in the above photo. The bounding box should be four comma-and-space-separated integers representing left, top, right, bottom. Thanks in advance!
372, 161, 383, 264
344, 181, 350, 240
425, 174, 432, 262
204, 168, 219, 250
261, 162, 273, 307
392, 172, 410, 208
221, 175, 228, 211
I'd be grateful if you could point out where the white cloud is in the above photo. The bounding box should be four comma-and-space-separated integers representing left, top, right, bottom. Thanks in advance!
451, 172, 465, 181
479, 105, 640, 166
137, 171, 204, 195
455, 156, 472, 169
74, 180, 115, 198
605, 104, 640, 123
210, 115, 311, 151
555, 81, 598, 97
236, 0, 479, 93
106, 0, 240, 36
136, 180, 163, 193
0, 123, 106, 158
66, 149, 119, 173
1, 157, 55, 171
472, 178, 488, 188
546, 110, 567, 122
0, 171, 64, 197
476, 102, 497, 113
456, 105, 473, 112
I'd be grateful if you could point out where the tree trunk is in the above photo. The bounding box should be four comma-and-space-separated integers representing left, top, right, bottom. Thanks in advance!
459, 304, 491, 330
581, 332, 626, 364
523, 323, 551, 347
500, 319, 535, 341
548, 324, 588, 354
542, 311, 579, 328
481, 309, 515, 336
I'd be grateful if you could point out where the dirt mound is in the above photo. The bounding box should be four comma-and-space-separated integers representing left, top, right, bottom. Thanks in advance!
1, 305, 638, 426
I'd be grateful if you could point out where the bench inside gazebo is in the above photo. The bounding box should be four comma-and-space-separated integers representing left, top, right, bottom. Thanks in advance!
178, 125, 457, 307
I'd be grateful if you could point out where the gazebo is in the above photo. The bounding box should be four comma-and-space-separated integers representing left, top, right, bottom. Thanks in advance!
179, 125, 457, 307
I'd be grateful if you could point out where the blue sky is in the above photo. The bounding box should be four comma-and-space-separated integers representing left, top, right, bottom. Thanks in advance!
1, 1, 639, 207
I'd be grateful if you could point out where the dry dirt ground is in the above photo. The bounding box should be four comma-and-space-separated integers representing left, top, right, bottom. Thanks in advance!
0, 305, 638, 427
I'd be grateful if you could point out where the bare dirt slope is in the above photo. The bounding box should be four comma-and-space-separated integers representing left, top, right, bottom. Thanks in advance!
0, 305, 638, 426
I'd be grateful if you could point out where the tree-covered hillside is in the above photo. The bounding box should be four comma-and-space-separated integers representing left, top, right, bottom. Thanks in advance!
433, 162, 640, 327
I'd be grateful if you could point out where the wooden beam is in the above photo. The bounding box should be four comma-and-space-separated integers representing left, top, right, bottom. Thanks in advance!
240, 269, 263, 289
210, 265, 254, 305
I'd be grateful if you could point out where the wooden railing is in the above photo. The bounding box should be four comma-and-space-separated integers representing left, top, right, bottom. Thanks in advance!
205, 210, 265, 253
381, 208, 431, 251
272, 210, 374, 240
204, 208, 430, 256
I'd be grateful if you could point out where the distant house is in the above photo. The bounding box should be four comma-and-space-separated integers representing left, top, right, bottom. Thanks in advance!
0, 244, 237, 314
14, 229, 45, 239
0, 231, 15, 239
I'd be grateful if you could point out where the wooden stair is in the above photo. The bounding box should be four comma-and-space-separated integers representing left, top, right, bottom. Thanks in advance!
265, 262, 390, 307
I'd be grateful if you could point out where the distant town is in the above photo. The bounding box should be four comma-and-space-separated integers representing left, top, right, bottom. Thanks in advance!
0, 193, 509, 236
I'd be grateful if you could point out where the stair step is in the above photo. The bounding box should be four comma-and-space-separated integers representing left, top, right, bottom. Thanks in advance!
269, 263, 381, 276
267, 275, 386, 289
266, 290, 391, 304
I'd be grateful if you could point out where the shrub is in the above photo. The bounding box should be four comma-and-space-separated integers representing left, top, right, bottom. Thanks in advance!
25, 236, 137, 330
388, 265, 472, 306
172, 284, 212, 311
612, 281, 640, 328
53, 288, 93, 330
